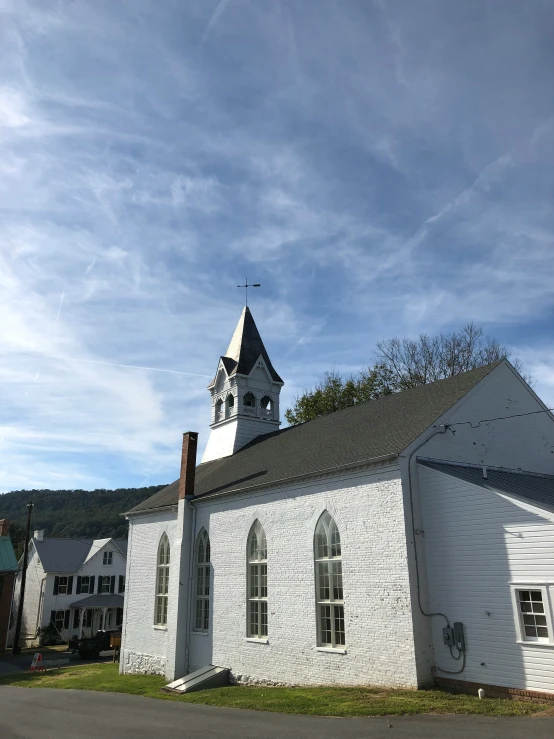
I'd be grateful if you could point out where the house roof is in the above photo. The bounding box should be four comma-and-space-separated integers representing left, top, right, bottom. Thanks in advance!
33, 538, 128, 573
418, 459, 554, 512
127, 361, 501, 515
69, 593, 124, 609
0, 536, 18, 574
210, 306, 283, 385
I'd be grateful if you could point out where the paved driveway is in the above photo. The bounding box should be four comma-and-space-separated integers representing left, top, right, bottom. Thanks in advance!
0, 687, 553, 739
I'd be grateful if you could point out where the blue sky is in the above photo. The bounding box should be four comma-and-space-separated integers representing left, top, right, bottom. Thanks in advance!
1, 0, 554, 492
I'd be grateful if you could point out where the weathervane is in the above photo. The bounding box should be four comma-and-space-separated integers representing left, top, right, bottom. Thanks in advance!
237, 279, 260, 307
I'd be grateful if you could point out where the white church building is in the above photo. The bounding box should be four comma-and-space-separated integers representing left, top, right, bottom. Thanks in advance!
121, 307, 554, 698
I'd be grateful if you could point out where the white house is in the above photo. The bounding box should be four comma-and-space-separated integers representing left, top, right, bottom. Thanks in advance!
121, 306, 554, 699
11, 532, 127, 647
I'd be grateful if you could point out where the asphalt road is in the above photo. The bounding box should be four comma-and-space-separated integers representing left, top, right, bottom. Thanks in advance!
1, 688, 553, 739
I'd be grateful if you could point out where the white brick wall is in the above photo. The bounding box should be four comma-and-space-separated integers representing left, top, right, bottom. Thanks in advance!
11, 544, 44, 647
189, 464, 420, 688
121, 510, 179, 676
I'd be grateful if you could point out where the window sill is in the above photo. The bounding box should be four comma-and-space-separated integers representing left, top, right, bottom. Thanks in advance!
191, 630, 210, 636
516, 639, 554, 647
316, 647, 347, 654
246, 637, 269, 644
153, 625, 168, 631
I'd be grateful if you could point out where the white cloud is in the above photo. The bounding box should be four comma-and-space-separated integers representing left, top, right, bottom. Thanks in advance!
1, 0, 554, 491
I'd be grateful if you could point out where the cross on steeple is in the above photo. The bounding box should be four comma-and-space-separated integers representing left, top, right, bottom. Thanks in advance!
237, 279, 260, 307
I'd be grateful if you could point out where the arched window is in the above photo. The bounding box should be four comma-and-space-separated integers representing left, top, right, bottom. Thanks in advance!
194, 530, 211, 632
247, 521, 267, 638
314, 512, 345, 648
260, 395, 272, 411
243, 392, 256, 408
215, 398, 223, 419
226, 393, 235, 409
155, 534, 170, 626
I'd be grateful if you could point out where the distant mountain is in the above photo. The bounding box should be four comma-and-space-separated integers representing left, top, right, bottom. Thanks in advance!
0, 485, 167, 558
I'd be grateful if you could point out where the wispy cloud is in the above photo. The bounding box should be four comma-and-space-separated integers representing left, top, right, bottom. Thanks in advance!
1, 0, 553, 491
201, 0, 233, 44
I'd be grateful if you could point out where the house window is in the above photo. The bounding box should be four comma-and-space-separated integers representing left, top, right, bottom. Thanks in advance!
514, 588, 551, 642
155, 534, 170, 626
103, 551, 113, 566
247, 521, 267, 639
57, 576, 69, 595
194, 530, 211, 632
100, 576, 111, 594
52, 610, 68, 632
314, 512, 345, 649
80, 576, 90, 594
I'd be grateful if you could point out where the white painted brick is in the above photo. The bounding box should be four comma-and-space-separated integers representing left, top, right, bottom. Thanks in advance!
120, 510, 179, 676
124, 465, 421, 688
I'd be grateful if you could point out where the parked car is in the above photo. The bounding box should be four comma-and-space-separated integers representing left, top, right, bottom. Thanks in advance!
68, 629, 121, 659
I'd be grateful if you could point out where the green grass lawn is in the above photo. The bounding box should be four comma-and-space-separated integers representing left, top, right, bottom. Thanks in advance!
0, 663, 543, 717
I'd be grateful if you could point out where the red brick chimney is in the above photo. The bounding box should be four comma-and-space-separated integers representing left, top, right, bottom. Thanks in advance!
179, 432, 198, 500
0, 519, 9, 537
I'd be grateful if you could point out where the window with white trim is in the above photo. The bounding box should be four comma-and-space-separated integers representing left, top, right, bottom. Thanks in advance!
314, 512, 345, 648
52, 610, 67, 631
247, 521, 267, 638
194, 530, 211, 632
57, 576, 69, 594
80, 576, 91, 594
103, 551, 113, 566
100, 576, 111, 593
155, 534, 170, 626
515, 588, 550, 642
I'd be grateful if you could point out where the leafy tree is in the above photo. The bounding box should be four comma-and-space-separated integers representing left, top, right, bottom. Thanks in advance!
285, 323, 525, 425
284, 366, 394, 425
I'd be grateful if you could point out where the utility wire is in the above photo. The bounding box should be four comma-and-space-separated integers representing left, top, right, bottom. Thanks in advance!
446, 407, 554, 430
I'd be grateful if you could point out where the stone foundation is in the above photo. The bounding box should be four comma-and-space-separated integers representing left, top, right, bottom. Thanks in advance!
122, 650, 166, 676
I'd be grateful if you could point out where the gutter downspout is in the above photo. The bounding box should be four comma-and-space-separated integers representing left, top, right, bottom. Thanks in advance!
404, 423, 466, 675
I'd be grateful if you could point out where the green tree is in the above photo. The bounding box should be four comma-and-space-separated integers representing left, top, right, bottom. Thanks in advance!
284, 365, 394, 425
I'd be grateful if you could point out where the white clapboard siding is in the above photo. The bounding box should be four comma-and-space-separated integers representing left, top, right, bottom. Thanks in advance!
419, 464, 554, 694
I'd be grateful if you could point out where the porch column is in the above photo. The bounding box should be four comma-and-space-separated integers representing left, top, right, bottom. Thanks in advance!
79, 608, 85, 639
102, 607, 107, 631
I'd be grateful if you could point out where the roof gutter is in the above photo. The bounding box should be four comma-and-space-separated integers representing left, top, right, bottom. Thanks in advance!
192, 452, 399, 503
122, 504, 178, 519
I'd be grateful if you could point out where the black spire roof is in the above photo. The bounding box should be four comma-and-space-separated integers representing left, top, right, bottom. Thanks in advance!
214, 306, 283, 384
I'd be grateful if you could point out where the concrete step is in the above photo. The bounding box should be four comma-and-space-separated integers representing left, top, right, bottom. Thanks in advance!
164, 664, 230, 694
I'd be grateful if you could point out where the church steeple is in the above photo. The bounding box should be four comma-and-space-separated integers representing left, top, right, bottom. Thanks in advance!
201, 307, 284, 464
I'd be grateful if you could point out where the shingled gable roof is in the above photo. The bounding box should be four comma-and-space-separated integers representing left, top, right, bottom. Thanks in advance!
209, 306, 283, 386
33, 538, 128, 573
418, 460, 554, 513
126, 361, 502, 515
